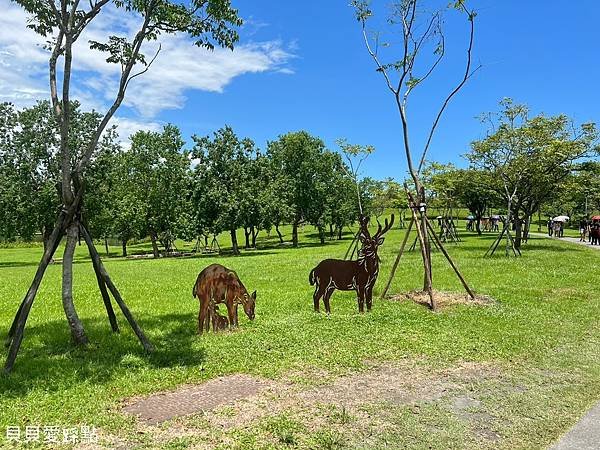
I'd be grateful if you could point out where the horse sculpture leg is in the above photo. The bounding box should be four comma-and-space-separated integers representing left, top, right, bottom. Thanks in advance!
198, 300, 209, 334
366, 285, 374, 312
198, 307, 203, 334
323, 287, 335, 314
226, 303, 236, 329
357, 285, 366, 313
313, 281, 325, 312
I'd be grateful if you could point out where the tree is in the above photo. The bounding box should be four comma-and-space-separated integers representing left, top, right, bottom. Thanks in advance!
128, 125, 190, 257
454, 169, 499, 235
257, 158, 293, 244
267, 131, 333, 247
0, 101, 119, 248
336, 138, 374, 216
5, 0, 242, 373
191, 126, 254, 255
468, 99, 598, 252
352, 0, 479, 309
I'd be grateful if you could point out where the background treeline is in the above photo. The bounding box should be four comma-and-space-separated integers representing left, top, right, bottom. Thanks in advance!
0, 101, 404, 255
1, 100, 598, 255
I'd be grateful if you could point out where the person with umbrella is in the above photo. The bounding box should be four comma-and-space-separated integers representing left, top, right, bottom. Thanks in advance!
552, 216, 569, 238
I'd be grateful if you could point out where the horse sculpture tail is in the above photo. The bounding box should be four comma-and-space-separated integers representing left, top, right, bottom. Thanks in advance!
192, 280, 197, 298
309, 268, 316, 286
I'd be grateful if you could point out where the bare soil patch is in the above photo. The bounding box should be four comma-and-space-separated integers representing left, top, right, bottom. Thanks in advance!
112, 359, 510, 449
391, 289, 496, 309
121, 374, 274, 425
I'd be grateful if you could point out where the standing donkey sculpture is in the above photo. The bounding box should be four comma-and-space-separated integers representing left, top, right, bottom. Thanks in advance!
193, 263, 256, 334
309, 214, 394, 313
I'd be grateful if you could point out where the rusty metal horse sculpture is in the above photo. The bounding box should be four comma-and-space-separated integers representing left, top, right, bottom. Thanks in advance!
309, 214, 394, 313
193, 263, 256, 334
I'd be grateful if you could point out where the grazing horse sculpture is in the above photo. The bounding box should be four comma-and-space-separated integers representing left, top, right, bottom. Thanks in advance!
192, 263, 256, 334
309, 214, 394, 313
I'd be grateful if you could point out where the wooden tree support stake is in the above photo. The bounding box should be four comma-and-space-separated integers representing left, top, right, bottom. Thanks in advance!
425, 217, 476, 299
4, 212, 67, 373
80, 224, 119, 333
485, 221, 521, 257
380, 218, 414, 299
80, 226, 153, 352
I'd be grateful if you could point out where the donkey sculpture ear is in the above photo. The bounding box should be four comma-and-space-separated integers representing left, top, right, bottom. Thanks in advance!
251, 290, 257, 300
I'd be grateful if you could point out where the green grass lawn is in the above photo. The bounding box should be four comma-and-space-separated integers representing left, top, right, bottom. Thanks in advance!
0, 223, 599, 449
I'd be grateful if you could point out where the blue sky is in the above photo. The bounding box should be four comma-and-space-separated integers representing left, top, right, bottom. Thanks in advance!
1, 1, 599, 180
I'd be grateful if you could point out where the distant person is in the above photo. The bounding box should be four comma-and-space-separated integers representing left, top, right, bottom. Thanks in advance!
553, 221, 561, 238
580, 219, 587, 242
559, 222, 564, 238
591, 223, 599, 246
547, 218, 554, 236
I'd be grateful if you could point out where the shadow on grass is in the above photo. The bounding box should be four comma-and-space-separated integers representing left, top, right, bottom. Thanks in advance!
0, 313, 204, 397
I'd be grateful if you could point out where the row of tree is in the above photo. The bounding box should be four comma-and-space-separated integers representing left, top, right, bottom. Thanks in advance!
1, 101, 395, 256
423, 99, 599, 249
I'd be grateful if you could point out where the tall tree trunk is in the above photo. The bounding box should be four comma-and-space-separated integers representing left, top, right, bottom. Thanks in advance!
150, 231, 160, 258
514, 218, 522, 250
505, 198, 513, 256
42, 226, 52, 253
275, 224, 284, 244
251, 227, 258, 248
338, 225, 343, 240
292, 220, 299, 247
329, 224, 334, 239
104, 237, 109, 256
318, 226, 325, 245
62, 222, 88, 345
476, 213, 482, 235
244, 227, 250, 249
230, 229, 240, 255
122, 239, 127, 257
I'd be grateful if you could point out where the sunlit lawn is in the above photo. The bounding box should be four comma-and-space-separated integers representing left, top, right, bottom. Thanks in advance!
0, 223, 599, 448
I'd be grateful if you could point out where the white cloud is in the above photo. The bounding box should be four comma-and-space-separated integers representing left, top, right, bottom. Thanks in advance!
0, 0, 295, 118
110, 117, 162, 148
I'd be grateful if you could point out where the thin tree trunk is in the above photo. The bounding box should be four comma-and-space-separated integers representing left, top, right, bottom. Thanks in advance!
292, 220, 299, 247
506, 198, 513, 256
62, 222, 89, 345
275, 224, 284, 243
244, 227, 250, 249
318, 226, 325, 244
230, 229, 240, 255
514, 217, 522, 250
121, 239, 127, 257
150, 231, 160, 258
104, 237, 109, 256
42, 226, 52, 253
409, 202, 435, 310
251, 227, 258, 248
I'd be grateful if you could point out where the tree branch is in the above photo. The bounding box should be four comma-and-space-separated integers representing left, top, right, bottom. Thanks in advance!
417, 7, 480, 174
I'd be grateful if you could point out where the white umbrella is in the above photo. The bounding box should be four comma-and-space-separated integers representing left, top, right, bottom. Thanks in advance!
553, 215, 570, 222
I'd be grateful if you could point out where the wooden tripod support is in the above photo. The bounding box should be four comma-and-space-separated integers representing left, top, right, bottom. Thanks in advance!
4, 207, 154, 373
